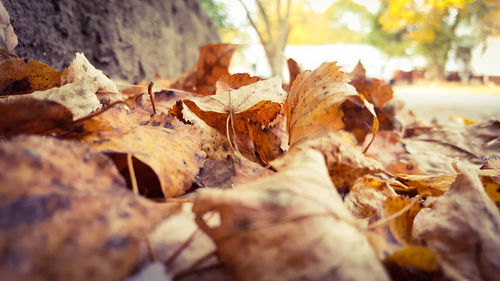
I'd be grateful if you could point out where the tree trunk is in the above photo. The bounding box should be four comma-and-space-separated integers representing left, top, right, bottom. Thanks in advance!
264, 43, 285, 77
428, 45, 449, 81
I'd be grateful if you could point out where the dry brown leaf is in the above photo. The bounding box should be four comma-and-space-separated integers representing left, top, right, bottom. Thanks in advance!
0, 58, 61, 96
64, 54, 121, 106
344, 175, 398, 219
280, 132, 383, 189
364, 131, 421, 174
385, 245, 439, 273
383, 196, 421, 245
402, 119, 500, 174
193, 149, 389, 281
349, 60, 366, 79
215, 73, 260, 93
172, 43, 238, 96
286, 61, 378, 146
479, 168, 500, 211
395, 174, 456, 197
2, 53, 123, 119
481, 155, 500, 170
147, 203, 232, 281
0, 98, 73, 137
285, 58, 302, 92
0, 135, 177, 281
350, 77, 393, 109
412, 172, 500, 281
171, 77, 287, 164
194, 157, 274, 190
386, 161, 423, 175
82, 113, 205, 197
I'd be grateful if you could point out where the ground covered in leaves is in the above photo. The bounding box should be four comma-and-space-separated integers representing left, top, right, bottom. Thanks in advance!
0, 44, 499, 281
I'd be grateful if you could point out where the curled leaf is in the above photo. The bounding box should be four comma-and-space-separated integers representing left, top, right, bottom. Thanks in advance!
193, 149, 389, 281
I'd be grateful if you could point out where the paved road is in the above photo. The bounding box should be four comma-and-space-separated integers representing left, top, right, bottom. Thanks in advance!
394, 87, 500, 123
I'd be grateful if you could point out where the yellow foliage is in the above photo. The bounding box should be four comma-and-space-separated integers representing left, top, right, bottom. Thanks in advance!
380, 0, 474, 44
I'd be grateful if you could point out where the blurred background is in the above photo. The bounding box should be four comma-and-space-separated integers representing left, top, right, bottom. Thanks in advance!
200, 0, 500, 85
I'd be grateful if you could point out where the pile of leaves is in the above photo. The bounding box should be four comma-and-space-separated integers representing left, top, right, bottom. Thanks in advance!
0, 44, 499, 281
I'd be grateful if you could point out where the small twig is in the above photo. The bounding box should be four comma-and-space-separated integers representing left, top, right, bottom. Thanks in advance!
367, 195, 420, 230
148, 81, 157, 115
115, 82, 198, 97
127, 153, 139, 195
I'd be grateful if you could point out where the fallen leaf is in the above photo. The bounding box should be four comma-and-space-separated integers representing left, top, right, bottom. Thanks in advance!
172, 44, 238, 96
479, 169, 500, 211
286, 61, 378, 146
193, 157, 274, 190
0, 58, 61, 96
386, 161, 422, 175
280, 132, 383, 189
171, 77, 287, 164
481, 154, 500, 170
385, 245, 439, 273
285, 58, 302, 92
350, 77, 393, 109
62, 52, 121, 104
147, 203, 232, 281
402, 119, 500, 174
344, 175, 397, 219
82, 113, 206, 197
193, 149, 389, 281
0, 135, 177, 281
395, 174, 456, 197
349, 60, 366, 79
412, 172, 500, 281
0, 98, 73, 137
215, 73, 260, 94
2, 53, 123, 119
383, 196, 421, 245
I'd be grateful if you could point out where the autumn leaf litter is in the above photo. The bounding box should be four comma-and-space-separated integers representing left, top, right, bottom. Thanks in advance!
0, 44, 499, 281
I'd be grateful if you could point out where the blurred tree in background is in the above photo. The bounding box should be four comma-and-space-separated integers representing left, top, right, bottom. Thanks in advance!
378, 0, 500, 79
238, 0, 292, 77
199, 0, 500, 80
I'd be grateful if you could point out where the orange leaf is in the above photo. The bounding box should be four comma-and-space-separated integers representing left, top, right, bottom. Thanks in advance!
172, 43, 238, 96
82, 113, 205, 197
0, 59, 61, 96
